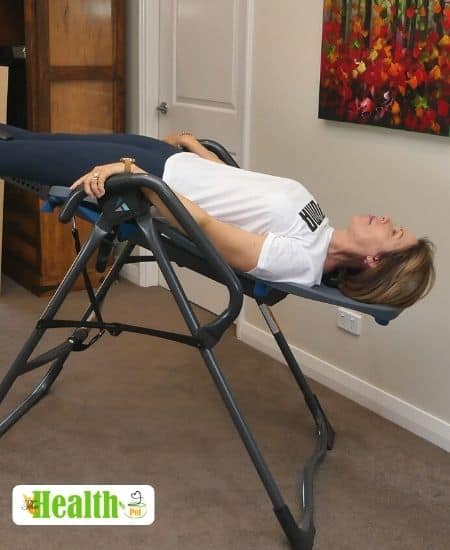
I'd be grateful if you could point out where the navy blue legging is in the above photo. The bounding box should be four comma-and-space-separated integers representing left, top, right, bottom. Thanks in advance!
0, 123, 180, 187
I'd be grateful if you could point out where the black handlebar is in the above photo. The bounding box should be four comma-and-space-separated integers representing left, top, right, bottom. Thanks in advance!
198, 139, 240, 167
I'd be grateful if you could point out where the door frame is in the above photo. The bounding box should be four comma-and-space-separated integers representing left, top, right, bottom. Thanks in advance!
136, 0, 254, 323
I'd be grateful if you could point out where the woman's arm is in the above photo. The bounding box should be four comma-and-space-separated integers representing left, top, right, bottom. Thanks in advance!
70, 162, 265, 272
163, 133, 225, 164
142, 187, 264, 272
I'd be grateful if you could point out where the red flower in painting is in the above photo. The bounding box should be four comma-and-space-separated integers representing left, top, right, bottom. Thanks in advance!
445, 8, 450, 31
438, 99, 449, 117
404, 112, 418, 130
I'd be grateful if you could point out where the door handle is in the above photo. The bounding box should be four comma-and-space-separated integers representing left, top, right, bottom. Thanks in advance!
156, 102, 169, 114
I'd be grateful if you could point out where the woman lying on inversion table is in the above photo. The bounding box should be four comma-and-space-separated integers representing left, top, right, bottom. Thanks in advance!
0, 123, 435, 308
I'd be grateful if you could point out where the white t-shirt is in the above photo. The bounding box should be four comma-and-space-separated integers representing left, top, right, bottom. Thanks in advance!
162, 152, 334, 286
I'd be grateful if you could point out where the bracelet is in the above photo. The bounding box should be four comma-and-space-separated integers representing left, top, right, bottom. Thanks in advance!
177, 131, 193, 150
120, 157, 135, 173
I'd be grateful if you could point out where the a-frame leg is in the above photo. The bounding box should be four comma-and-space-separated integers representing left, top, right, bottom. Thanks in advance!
0, 225, 125, 437
199, 346, 318, 550
257, 302, 335, 539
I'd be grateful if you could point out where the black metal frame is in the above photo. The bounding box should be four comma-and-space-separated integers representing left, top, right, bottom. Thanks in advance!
0, 141, 335, 549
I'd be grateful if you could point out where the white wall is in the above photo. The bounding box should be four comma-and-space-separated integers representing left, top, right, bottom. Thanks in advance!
240, 0, 450, 450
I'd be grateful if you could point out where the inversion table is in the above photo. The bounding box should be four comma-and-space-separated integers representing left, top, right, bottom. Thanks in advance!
0, 141, 401, 549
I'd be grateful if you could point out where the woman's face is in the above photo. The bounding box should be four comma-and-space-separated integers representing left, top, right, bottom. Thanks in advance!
348, 215, 418, 260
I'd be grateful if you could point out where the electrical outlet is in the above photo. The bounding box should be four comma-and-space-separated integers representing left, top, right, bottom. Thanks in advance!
336, 308, 362, 336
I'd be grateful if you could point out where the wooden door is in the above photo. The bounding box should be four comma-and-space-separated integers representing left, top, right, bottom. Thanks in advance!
5, 0, 125, 294
25, 0, 125, 133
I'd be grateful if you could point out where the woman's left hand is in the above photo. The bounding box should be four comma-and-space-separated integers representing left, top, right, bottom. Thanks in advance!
162, 133, 181, 148
69, 162, 145, 198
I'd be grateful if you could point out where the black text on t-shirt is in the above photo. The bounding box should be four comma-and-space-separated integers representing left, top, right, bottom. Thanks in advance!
299, 201, 325, 232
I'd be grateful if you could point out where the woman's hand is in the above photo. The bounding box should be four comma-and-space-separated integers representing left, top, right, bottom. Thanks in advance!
162, 133, 181, 148
162, 132, 194, 149
69, 162, 147, 198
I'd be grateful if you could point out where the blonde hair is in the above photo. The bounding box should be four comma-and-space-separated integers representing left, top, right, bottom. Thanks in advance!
337, 238, 436, 309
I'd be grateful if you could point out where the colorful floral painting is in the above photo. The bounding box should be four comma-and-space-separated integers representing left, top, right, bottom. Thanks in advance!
319, 1, 450, 136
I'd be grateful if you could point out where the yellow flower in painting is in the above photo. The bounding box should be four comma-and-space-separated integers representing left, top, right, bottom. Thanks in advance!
324, 0, 333, 8
415, 106, 424, 118
391, 101, 401, 115
429, 65, 442, 80
438, 35, 450, 48
369, 49, 379, 62
373, 37, 385, 51
393, 115, 402, 126
355, 60, 367, 74
430, 46, 439, 60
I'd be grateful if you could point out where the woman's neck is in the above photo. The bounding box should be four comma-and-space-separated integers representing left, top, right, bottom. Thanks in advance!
323, 228, 363, 273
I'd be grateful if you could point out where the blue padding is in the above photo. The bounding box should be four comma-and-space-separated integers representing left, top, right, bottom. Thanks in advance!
41, 200, 55, 213
253, 281, 270, 299
118, 221, 140, 240
41, 194, 68, 213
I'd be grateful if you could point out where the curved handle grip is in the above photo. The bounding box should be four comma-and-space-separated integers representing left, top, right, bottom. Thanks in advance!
58, 188, 89, 223
199, 139, 240, 167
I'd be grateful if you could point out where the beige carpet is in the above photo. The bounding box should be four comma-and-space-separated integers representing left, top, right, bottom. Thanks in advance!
0, 276, 448, 550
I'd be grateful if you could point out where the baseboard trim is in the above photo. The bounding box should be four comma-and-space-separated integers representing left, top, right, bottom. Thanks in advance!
119, 263, 140, 286
120, 257, 159, 287
237, 320, 450, 453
